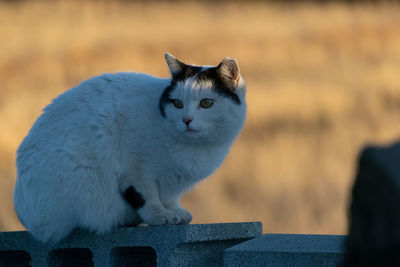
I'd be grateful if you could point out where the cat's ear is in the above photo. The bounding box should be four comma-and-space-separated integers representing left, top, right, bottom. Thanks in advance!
216, 57, 240, 87
164, 53, 188, 80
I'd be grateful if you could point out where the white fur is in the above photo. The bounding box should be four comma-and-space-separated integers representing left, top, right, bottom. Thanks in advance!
14, 63, 246, 244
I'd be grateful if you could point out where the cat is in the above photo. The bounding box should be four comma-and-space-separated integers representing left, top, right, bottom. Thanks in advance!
13, 53, 247, 244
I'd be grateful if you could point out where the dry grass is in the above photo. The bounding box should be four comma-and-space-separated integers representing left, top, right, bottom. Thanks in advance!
1, 1, 400, 234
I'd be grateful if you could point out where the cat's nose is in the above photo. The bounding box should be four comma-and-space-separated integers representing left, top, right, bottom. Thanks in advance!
183, 117, 193, 126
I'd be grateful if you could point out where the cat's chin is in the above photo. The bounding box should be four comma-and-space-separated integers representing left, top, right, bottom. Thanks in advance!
185, 128, 199, 134
178, 129, 209, 143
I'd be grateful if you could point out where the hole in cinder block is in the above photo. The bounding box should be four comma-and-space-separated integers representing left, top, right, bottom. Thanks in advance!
0, 250, 31, 267
110, 246, 157, 267
47, 248, 93, 267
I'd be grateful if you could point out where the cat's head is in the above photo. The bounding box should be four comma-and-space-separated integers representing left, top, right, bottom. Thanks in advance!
159, 53, 246, 144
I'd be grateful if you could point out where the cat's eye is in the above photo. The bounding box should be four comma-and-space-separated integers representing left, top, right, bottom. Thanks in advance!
199, 98, 214, 109
171, 99, 184, 109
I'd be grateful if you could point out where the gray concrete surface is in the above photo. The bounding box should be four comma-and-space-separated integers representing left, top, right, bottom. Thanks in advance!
0, 222, 262, 267
224, 234, 345, 266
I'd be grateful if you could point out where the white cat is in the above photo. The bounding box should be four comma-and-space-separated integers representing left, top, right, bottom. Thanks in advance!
14, 53, 247, 244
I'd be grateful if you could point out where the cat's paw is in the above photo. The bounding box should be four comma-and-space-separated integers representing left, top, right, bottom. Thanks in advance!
158, 210, 180, 225
173, 208, 192, 224
140, 208, 180, 225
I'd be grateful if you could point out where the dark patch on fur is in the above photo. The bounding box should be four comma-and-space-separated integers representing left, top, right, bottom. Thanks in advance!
101, 76, 112, 82
196, 67, 241, 105
159, 65, 203, 117
175, 65, 203, 81
123, 186, 145, 210
159, 82, 176, 118
159, 65, 241, 118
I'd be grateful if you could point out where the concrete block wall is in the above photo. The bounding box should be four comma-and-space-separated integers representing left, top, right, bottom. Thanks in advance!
225, 234, 345, 266
0, 222, 262, 267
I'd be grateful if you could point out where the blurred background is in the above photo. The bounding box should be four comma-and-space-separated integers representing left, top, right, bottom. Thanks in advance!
1, 0, 400, 235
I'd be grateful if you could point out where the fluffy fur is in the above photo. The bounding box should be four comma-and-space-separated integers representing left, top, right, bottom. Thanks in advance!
14, 53, 246, 244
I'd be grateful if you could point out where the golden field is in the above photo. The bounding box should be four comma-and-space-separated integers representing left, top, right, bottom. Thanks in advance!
1, 1, 400, 234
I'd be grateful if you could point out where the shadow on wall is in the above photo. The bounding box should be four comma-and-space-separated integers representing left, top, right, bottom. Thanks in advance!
344, 142, 400, 266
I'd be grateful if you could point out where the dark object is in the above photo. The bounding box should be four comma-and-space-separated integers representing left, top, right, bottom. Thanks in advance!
0, 250, 31, 267
123, 186, 145, 210
110, 246, 156, 267
344, 143, 400, 266
47, 248, 93, 267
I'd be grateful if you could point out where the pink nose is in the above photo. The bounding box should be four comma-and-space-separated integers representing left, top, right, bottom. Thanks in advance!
183, 117, 193, 126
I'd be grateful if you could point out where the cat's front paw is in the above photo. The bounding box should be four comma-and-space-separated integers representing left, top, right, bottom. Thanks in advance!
140, 208, 180, 226
173, 208, 192, 225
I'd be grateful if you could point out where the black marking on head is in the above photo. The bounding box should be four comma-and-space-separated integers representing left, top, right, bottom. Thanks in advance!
196, 67, 241, 105
159, 65, 203, 118
173, 65, 203, 82
160, 56, 241, 118
159, 81, 176, 118
123, 186, 145, 210
165, 53, 203, 81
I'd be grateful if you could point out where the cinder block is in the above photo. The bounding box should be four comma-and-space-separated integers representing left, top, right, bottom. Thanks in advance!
224, 234, 345, 266
0, 222, 262, 267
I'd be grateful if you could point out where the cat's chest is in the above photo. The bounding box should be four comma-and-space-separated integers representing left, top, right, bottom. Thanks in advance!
165, 144, 229, 182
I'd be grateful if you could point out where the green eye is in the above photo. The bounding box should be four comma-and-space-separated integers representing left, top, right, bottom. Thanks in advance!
171, 99, 184, 109
199, 98, 214, 109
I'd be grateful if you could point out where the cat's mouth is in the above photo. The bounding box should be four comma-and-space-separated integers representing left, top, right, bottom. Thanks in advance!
185, 128, 199, 133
